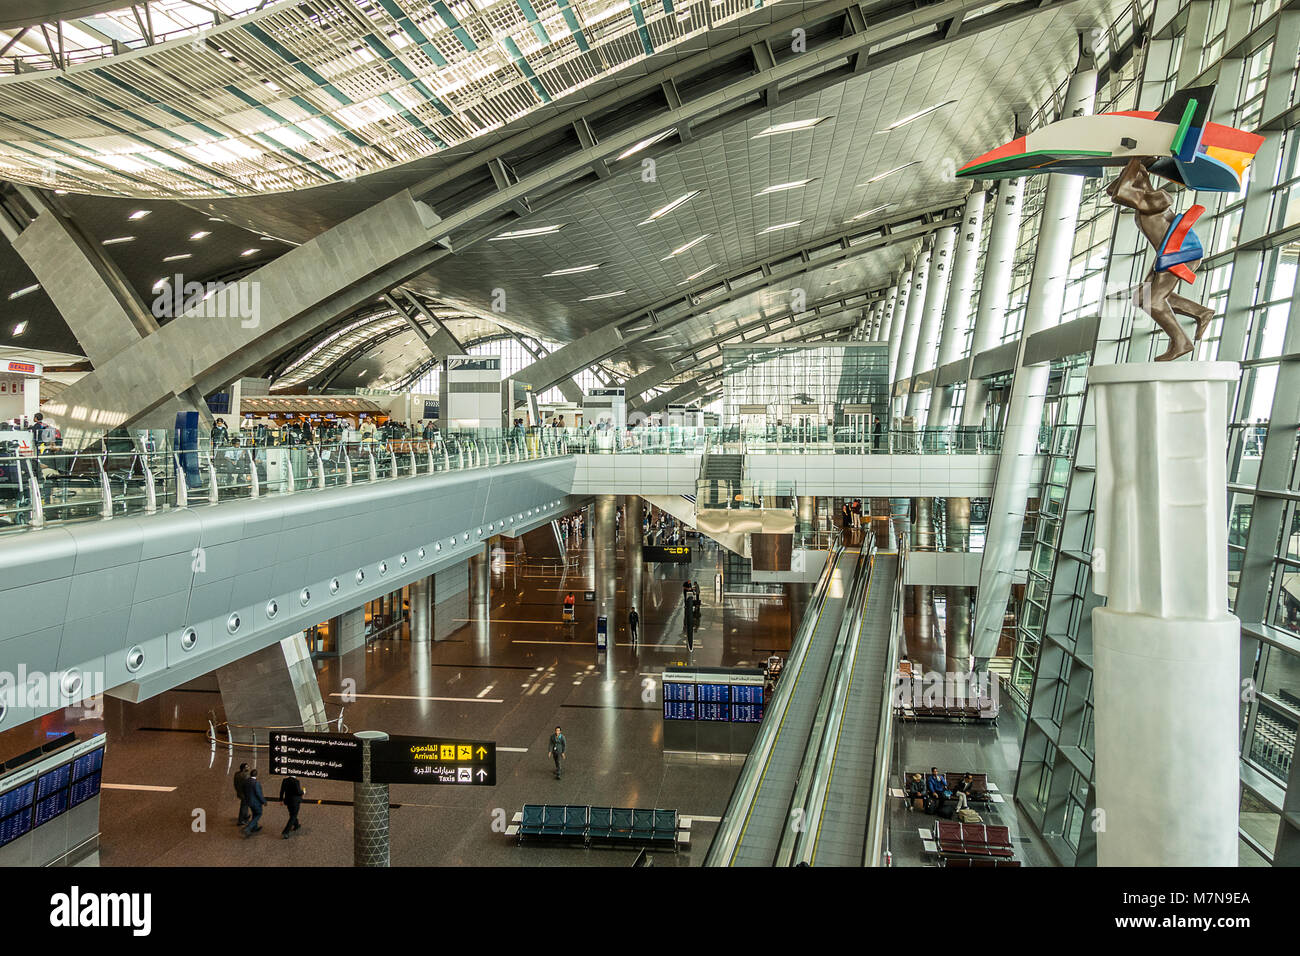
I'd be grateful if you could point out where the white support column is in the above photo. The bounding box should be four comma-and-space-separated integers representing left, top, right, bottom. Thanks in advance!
872, 286, 895, 342
962, 179, 1025, 427
886, 266, 914, 383
971, 48, 1097, 661
894, 244, 932, 420
927, 190, 986, 427
906, 226, 957, 419
1089, 362, 1240, 866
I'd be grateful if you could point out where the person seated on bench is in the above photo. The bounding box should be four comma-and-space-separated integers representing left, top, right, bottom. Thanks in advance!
925, 768, 949, 814
905, 773, 926, 811
953, 773, 976, 810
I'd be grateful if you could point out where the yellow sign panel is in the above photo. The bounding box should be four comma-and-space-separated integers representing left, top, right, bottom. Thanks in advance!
457, 745, 472, 761
440, 744, 455, 760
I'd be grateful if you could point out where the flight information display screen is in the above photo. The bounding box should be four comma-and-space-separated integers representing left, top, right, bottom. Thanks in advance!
663, 701, 695, 720
35, 764, 70, 800
33, 789, 69, 827
731, 684, 764, 704
696, 684, 729, 703
732, 704, 764, 723
71, 748, 103, 781
663, 682, 695, 702
698, 702, 730, 721
0, 781, 34, 818
69, 772, 101, 808
0, 808, 33, 848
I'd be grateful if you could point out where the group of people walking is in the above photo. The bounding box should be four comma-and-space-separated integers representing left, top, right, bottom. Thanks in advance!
234, 763, 305, 839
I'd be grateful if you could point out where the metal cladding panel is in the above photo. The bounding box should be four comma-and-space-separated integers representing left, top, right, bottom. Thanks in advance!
131, 553, 197, 603
57, 608, 124, 666
0, 527, 77, 588
65, 564, 139, 618
186, 576, 237, 623
0, 579, 71, 643
125, 595, 188, 644
67, 518, 144, 574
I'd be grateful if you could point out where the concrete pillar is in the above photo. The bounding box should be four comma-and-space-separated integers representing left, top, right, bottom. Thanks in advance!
928, 191, 986, 427
797, 495, 816, 534
353, 730, 390, 867
471, 542, 490, 609
912, 497, 935, 551
624, 496, 645, 624
337, 607, 366, 654
594, 495, 618, 631
962, 179, 1025, 427
409, 576, 432, 642
1089, 362, 1239, 866
972, 47, 1097, 660
944, 587, 973, 666
894, 246, 932, 420
945, 497, 971, 552
906, 226, 957, 419
875, 281, 898, 343
886, 265, 915, 385
432, 562, 471, 641
216, 633, 328, 744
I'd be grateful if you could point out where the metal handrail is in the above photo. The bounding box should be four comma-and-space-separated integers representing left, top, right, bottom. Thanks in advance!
779, 538, 874, 866
704, 537, 844, 866
864, 532, 908, 866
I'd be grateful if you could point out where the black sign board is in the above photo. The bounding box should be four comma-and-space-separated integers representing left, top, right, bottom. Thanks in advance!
269, 732, 364, 781
584, 590, 595, 601
643, 545, 691, 564
369, 735, 496, 786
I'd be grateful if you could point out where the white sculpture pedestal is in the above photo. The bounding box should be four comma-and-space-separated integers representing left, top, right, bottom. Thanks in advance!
1089, 361, 1239, 867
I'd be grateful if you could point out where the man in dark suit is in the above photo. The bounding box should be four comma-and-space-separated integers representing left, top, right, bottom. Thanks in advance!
279, 775, 305, 838
242, 769, 266, 837
233, 763, 251, 826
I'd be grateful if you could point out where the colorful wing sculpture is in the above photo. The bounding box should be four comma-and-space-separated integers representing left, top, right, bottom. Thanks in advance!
956, 84, 1263, 192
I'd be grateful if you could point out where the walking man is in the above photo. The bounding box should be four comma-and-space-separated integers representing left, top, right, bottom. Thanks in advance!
233, 762, 251, 826
280, 774, 305, 838
548, 726, 566, 779
628, 606, 639, 643
242, 768, 265, 837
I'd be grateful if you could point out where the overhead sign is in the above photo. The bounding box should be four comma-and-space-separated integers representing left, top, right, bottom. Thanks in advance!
269, 732, 364, 781
5, 361, 39, 375
370, 735, 496, 786
447, 356, 500, 372
643, 545, 691, 564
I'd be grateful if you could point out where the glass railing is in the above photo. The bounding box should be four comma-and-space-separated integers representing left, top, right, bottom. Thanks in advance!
0, 432, 571, 535
695, 478, 797, 511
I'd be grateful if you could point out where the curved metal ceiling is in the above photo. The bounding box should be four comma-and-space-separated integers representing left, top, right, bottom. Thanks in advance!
0, 0, 774, 198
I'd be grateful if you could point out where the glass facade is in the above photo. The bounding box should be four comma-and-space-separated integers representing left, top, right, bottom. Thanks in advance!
721, 343, 890, 434
969, 0, 1300, 866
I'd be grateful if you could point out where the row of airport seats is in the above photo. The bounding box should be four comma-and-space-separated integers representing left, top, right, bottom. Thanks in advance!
894, 668, 999, 724
933, 821, 1019, 866
907, 770, 994, 808
513, 805, 684, 850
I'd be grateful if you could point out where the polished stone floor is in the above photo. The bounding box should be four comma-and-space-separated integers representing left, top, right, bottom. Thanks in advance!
7, 515, 807, 867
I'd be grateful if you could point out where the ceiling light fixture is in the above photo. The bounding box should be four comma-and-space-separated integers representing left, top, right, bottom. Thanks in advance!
756, 179, 814, 196
545, 263, 602, 276
878, 100, 958, 133
616, 129, 676, 162
190, 230, 210, 240
163, 253, 192, 262
581, 291, 627, 301
662, 234, 711, 260
680, 264, 718, 283
639, 191, 701, 226
128, 210, 150, 220
752, 118, 829, 138
240, 248, 260, 257
102, 236, 135, 245
846, 203, 894, 223
860, 161, 921, 185
12, 321, 27, 336
760, 221, 804, 235
7, 284, 39, 300
488, 224, 564, 240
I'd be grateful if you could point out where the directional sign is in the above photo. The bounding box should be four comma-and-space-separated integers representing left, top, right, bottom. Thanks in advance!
269, 732, 364, 781
643, 545, 691, 564
369, 735, 496, 786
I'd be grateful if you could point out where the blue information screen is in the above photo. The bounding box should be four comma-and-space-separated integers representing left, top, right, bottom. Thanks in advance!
33, 789, 68, 826
663, 682, 695, 702
696, 684, 729, 702
731, 684, 764, 703
732, 703, 764, 723
0, 781, 35, 818
69, 772, 101, 808
699, 702, 731, 721
35, 764, 70, 800
0, 809, 33, 847
71, 748, 103, 782
663, 701, 695, 720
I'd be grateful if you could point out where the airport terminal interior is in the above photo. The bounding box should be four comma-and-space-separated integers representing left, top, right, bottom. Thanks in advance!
0, 0, 1297, 872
